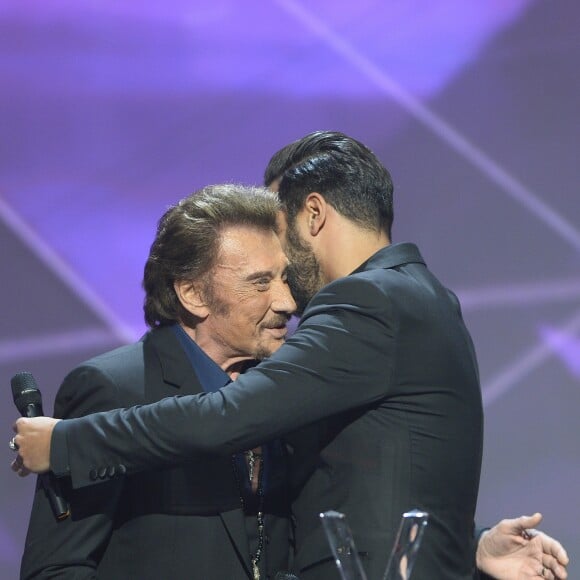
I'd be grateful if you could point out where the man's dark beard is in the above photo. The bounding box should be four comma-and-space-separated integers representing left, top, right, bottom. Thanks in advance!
285, 222, 324, 315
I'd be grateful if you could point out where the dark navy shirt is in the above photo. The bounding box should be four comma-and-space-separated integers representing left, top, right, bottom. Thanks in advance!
171, 324, 231, 393
171, 324, 287, 510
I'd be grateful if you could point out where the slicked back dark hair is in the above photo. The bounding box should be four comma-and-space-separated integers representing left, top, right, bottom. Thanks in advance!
264, 131, 394, 237
143, 184, 280, 328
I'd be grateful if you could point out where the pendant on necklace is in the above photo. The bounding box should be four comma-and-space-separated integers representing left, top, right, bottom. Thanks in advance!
247, 451, 256, 483
252, 560, 260, 580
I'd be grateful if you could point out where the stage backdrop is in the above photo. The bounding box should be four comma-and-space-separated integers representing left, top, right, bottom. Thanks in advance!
1, 1, 578, 577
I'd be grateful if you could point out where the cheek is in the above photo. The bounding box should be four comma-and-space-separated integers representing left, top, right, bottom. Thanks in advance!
233, 300, 269, 333
253, 298, 273, 327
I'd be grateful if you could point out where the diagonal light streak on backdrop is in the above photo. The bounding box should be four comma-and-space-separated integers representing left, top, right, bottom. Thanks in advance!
274, 0, 580, 253
0, 328, 121, 365
275, 0, 580, 408
0, 195, 136, 344
482, 306, 580, 407
457, 277, 580, 311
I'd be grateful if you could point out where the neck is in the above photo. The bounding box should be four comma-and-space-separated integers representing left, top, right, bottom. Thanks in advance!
178, 322, 254, 376
319, 217, 390, 282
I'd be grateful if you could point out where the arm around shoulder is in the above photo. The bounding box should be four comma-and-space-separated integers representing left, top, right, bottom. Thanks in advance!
59, 280, 398, 487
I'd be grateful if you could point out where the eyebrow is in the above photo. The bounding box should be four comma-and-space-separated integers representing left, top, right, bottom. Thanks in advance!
244, 270, 274, 282
244, 265, 288, 282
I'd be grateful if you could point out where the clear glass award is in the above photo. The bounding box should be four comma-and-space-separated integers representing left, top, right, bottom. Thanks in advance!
320, 508, 429, 580
382, 509, 429, 580
320, 510, 369, 580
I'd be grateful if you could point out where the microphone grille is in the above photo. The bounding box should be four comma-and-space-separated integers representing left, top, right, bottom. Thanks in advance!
11, 372, 42, 414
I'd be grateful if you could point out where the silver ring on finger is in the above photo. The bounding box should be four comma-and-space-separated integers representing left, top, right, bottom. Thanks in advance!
9, 437, 18, 452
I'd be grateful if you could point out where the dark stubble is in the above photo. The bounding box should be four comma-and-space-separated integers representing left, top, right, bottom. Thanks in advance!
285, 220, 325, 315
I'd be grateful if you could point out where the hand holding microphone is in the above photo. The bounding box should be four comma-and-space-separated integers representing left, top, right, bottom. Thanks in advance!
10, 372, 69, 520
11, 416, 58, 474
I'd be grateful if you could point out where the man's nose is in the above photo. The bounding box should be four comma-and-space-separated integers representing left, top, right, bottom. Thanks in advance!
272, 280, 297, 315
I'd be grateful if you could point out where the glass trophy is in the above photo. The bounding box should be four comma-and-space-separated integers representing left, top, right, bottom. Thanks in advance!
382, 509, 429, 580
320, 509, 429, 580
320, 510, 369, 580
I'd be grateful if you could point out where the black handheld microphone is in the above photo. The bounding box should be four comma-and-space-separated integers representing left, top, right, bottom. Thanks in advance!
11, 371, 70, 521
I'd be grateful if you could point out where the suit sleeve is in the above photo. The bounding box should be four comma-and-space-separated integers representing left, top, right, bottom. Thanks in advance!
57, 277, 397, 489
21, 366, 125, 579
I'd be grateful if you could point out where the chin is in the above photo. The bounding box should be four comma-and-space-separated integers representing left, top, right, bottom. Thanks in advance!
257, 341, 284, 359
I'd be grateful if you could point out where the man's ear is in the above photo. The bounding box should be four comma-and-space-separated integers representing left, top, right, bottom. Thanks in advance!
304, 192, 327, 236
174, 280, 209, 319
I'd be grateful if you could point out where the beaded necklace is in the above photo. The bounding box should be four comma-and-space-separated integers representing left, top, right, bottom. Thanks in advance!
232, 450, 265, 580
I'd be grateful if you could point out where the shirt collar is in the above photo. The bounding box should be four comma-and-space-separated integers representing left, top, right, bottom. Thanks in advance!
171, 324, 230, 393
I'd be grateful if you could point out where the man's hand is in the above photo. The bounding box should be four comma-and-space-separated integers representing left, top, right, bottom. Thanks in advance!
476, 513, 569, 579
11, 417, 60, 474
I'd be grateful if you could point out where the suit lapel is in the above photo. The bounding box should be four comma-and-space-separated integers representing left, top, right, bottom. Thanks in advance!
144, 326, 205, 402
144, 326, 252, 578
220, 509, 252, 578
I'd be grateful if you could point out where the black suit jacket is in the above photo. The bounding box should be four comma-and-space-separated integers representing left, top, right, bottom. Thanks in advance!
54, 243, 483, 579
21, 326, 291, 579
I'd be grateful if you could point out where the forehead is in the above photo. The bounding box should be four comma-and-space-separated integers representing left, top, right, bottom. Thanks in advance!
214, 225, 287, 275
